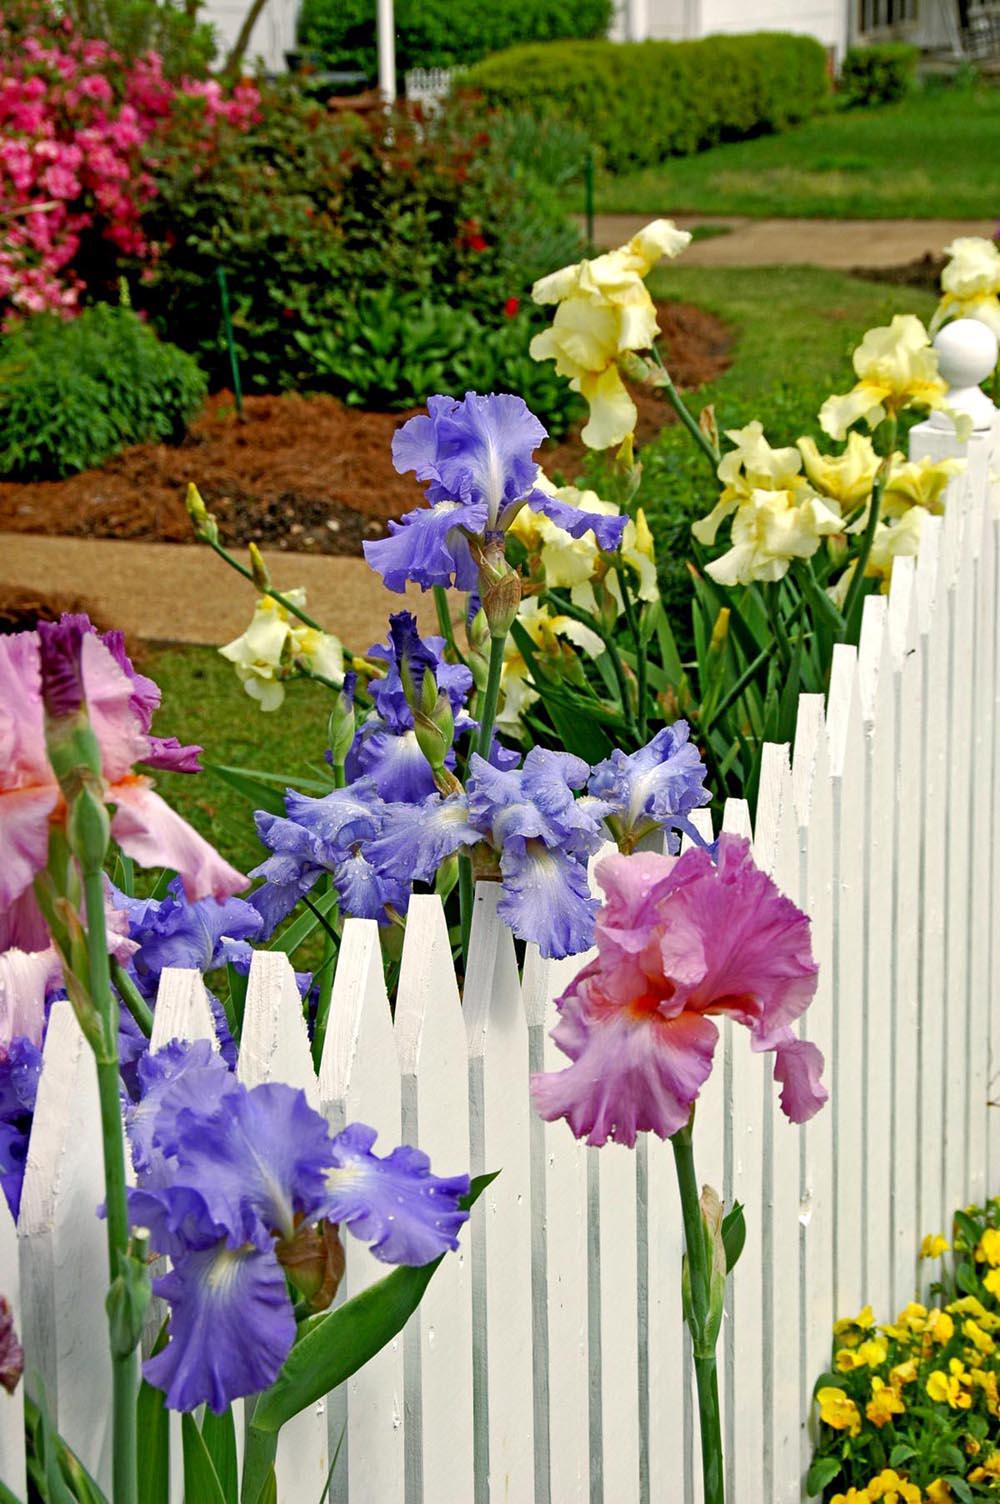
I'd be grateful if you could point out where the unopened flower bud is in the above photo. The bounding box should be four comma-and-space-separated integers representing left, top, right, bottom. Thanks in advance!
185, 483, 219, 544
327, 671, 357, 771
277, 1219, 345, 1313
472, 535, 521, 639
618, 349, 662, 387
249, 542, 271, 592
413, 691, 455, 776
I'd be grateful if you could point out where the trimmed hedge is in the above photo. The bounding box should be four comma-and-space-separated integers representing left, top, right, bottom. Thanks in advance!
297, 0, 613, 78
838, 43, 919, 107
466, 32, 830, 173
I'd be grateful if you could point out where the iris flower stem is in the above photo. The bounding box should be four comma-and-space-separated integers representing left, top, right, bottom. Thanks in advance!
617, 564, 648, 740
311, 873, 338, 1072
433, 585, 469, 668
671, 1122, 725, 1504
82, 866, 139, 1504
839, 416, 897, 643
203, 536, 327, 633
650, 344, 720, 476
110, 960, 153, 1039
475, 632, 507, 761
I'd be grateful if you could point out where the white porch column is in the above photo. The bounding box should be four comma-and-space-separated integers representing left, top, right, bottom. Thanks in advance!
376, 0, 396, 100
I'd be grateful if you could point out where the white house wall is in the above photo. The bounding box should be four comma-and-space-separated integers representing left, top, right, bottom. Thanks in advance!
203, 0, 298, 72
634, 0, 849, 54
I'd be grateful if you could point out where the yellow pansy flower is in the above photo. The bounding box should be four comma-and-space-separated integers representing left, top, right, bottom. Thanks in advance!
948, 1295, 1000, 1329
920, 1233, 951, 1259
969, 1448, 1000, 1482
882, 456, 964, 519
983, 1266, 1000, 1298
797, 432, 880, 510
926, 1480, 952, 1503
834, 1305, 877, 1343
925, 1309, 955, 1344
976, 1227, 1000, 1266
931, 235, 1000, 338
832, 1490, 871, 1504
219, 589, 344, 712
927, 1357, 972, 1409
514, 476, 658, 615
866, 1376, 905, 1428
964, 1317, 995, 1354
865, 1468, 922, 1502
885, 1304, 927, 1343
837, 1336, 888, 1372
498, 597, 605, 736
705, 488, 842, 588
693, 420, 812, 546
819, 315, 951, 441
972, 1367, 1000, 1416
817, 1386, 862, 1435
530, 219, 690, 449
890, 1359, 918, 1387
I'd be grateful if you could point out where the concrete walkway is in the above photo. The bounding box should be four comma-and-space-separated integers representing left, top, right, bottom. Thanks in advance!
591, 214, 998, 268
0, 533, 449, 649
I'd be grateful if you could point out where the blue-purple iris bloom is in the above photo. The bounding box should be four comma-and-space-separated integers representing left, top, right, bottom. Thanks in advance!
0, 1037, 42, 1218
125, 1040, 469, 1412
587, 721, 711, 851
363, 393, 626, 593
111, 879, 264, 999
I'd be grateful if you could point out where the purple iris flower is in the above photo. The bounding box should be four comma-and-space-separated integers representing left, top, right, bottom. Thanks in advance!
125, 1041, 470, 1413
364, 393, 626, 593
587, 721, 711, 851
0, 1037, 42, 1218
111, 879, 264, 999
36, 615, 88, 717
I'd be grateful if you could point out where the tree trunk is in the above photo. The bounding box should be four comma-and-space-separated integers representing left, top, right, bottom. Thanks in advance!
224, 0, 270, 75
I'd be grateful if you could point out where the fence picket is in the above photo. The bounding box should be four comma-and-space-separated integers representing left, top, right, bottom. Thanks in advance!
150, 966, 219, 1051
18, 1002, 113, 1489
394, 896, 475, 1504
318, 921, 405, 1504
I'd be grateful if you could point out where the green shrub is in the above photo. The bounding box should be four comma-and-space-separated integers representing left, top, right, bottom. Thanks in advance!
296, 289, 582, 433
466, 32, 830, 173
61, 0, 216, 76
134, 89, 583, 393
839, 42, 919, 108
0, 304, 207, 480
297, 0, 612, 78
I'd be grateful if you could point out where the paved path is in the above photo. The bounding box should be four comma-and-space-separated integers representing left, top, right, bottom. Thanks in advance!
590, 214, 998, 268
0, 533, 449, 649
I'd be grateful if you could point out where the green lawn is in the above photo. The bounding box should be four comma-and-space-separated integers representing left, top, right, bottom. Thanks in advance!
148, 266, 938, 869
592, 88, 1000, 219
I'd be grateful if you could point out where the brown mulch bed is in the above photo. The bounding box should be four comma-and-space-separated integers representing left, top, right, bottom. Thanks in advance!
0, 301, 733, 556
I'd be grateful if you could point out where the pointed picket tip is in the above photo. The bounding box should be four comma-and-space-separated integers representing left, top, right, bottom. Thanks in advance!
150, 967, 218, 1051
239, 948, 318, 1101
318, 917, 396, 1111
18, 1002, 100, 1240
394, 894, 461, 1077
792, 694, 826, 828
463, 881, 522, 1060
722, 796, 752, 839
826, 643, 860, 780
857, 593, 888, 727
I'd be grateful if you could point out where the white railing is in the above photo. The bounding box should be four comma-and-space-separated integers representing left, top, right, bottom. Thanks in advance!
403, 66, 454, 107
2, 408, 999, 1504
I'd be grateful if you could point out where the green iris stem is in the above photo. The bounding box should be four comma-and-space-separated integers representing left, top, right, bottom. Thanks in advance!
433, 585, 469, 668
650, 344, 720, 475
203, 535, 327, 634
839, 415, 897, 642
540, 591, 638, 743
671, 1121, 725, 1504
762, 582, 792, 671
311, 874, 339, 1073
458, 853, 474, 971
617, 563, 648, 741
475, 632, 507, 761
82, 866, 138, 1504
111, 960, 153, 1039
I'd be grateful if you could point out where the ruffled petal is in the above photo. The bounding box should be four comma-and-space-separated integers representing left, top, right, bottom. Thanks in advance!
770, 1035, 828, 1123
363, 794, 480, 884
326, 1122, 470, 1265
144, 1243, 295, 1413
109, 780, 246, 902
498, 841, 597, 960
363, 501, 484, 593
523, 488, 627, 550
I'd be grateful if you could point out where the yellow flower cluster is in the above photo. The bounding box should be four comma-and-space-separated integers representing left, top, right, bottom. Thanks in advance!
931, 235, 1000, 339
220, 589, 344, 712
819, 315, 952, 441
530, 219, 690, 449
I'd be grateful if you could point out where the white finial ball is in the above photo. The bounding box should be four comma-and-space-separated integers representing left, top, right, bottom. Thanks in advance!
933, 317, 999, 391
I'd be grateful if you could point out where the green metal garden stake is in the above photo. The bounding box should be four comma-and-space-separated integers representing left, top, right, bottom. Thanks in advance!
216, 265, 243, 417
584, 148, 595, 255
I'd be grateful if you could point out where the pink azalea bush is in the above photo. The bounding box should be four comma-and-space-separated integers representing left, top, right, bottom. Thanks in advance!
0, 2, 258, 316
532, 834, 828, 1146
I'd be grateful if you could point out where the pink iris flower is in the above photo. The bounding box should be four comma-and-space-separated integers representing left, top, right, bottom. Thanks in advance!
0, 624, 246, 953
531, 834, 827, 1147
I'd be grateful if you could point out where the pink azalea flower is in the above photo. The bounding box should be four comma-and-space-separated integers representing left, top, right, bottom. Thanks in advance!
0, 619, 245, 952
531, 835, 827, 1147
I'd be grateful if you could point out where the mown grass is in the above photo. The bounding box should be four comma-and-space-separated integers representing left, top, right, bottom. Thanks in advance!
148, 266, 937, 867
591, 87, 1000, 219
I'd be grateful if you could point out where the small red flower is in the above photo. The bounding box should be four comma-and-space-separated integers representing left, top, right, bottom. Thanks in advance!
503, 296, 519, 319
468, 234, 487, 253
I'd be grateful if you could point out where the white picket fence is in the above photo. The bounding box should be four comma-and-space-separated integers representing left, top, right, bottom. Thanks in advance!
2, 403, 1000, 1502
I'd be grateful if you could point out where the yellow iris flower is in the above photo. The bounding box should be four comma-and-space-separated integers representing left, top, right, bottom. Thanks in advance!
511, 476, 658, 615
693, 419, 811, 546
881, 456, 963, 519
817, 1386, 862, 1435
797, 432, 881, 510
931, 235, 1000, 338
830, 508, 925, 609
819, 315, 951, 441
530, 219, 691, 449
219, 590, 344, 712
706, 488, 842, 588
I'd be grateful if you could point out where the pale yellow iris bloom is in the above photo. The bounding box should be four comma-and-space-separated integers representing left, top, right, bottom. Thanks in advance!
706, 487, 842, 588
881, 454, 963, 518
693, 420, 811, 547
797, 432, 880, 510
819, 315, 950, 441
530, 219, 691, 450
220, 589, 344, 711
931, 235, 1000, 338
498, 597, 605, 735
512, 475, 658, 614
830, 507, 925, 609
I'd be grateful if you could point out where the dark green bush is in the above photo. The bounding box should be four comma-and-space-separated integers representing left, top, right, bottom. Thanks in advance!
838, 43, 919, 107
0, 304, 206, 479
466, 32, 830, 173
296, 289, 582, 433
134, 89, 583, 393
297, 0, 612, 78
